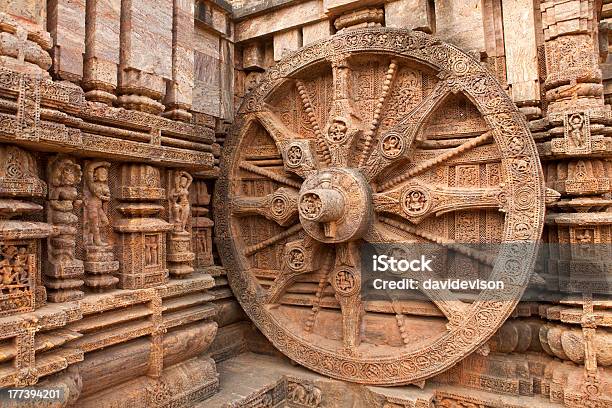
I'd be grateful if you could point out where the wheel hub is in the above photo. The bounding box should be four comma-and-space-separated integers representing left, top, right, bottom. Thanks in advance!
298, 168, 372, 243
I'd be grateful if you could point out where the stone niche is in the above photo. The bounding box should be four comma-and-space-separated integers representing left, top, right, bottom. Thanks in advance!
113, 164, 172, 289
0, 145, 52, 315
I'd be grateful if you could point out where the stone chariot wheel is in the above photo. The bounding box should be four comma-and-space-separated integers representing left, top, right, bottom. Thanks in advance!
215, 28, 545, 385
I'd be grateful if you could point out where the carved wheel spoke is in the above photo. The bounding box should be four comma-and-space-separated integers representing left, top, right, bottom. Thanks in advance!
217, 28, 544, 385
360, 80, 452, 181
330, 242, 363, 353
232, 187, 299, 227
373, 181, 506, 225
255, 109, 318, 177
266, 237, 323, 304
367, 220, 470, 325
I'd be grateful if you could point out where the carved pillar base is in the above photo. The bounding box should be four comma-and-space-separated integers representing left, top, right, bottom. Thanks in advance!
113, 164, 172, 289
167, 231, 195, 278
84, 244, 119, 290
117, 69, 165, 115
45, 259, 85, 303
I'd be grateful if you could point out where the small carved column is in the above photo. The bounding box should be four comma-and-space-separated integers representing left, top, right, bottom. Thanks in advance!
83, 161, 119, 290
113, 164, 172, 289
46, 155, 85, 302
190, 179, 214, 271
0, 146, 52, 316
167, 170, 195, 278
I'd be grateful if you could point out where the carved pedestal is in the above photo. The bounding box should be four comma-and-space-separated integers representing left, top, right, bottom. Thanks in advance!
46, 155, 85, 302
114, 164, 172, 289
167, 232, 195, 278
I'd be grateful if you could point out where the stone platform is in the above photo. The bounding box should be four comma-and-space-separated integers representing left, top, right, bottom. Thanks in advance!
197, 352, 563, 408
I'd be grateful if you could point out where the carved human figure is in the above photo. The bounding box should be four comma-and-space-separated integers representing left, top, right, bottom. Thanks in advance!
169, 171, 193, 233
49, 158, 82, 227
13, 247, 28, 284
404, 189, 427, 214
145, 235, 159, 266
382, 134, 402, 157
83, 161, 112, 247
48, 157, 82, 264
569, 113, 585, 148
0, 246, 16, 286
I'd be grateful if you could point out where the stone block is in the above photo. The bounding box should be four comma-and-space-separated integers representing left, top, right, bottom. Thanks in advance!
0, 0, 46, 29
434, 0, 486, 53
235, 0, 323, 42
274, 28, 302, 62
120, 0, 172, 79
302, 20, 331, 45
385, 0, 433, 32
502, 0, 541, 103
243, 42, 265, 70
48, 0, 86, 82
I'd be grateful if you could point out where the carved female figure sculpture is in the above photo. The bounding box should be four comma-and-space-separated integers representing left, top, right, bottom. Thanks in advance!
84, 161, 112, 247
169, 171, 193, 234
82, 161, 119, 291
569, 113, 585, 148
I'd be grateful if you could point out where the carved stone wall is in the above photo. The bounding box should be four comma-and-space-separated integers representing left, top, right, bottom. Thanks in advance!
0, 1, 241, 407
0, 0, 610, 407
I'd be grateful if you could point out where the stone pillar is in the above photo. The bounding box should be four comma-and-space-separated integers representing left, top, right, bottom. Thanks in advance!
167, 170, 195, 278
163, 0, 194, 122
82, 0, 121, 105
0, 146, 52, 316
539, 1, 612, 405
46, 155, 85, 302
47, 0, 86, 83
502, 0, 542, 119
384, 0, 434, 33
113, 164, 172, 289
118, 0, 173, 114
541, 0, 604, 114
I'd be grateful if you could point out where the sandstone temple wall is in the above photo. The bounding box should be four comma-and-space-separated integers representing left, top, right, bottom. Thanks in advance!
0, 0, 608, 407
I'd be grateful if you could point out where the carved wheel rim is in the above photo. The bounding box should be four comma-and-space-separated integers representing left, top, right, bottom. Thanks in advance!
215, 28, 545, 385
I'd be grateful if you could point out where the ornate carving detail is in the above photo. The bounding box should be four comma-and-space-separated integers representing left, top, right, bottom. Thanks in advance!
83, 161, 119, 290
167, 170, 195, 278
216, 27, 545, 385
46, 156, 84, 302
113, 164, 172, 289
286, 380, 322, 407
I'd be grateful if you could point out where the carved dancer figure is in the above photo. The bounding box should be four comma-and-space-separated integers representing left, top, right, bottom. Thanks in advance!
569, 113, 585, 148
169, 171, 193, 233
83, 161, 112, 247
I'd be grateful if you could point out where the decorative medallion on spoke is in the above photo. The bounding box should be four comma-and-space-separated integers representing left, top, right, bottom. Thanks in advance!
215, 28, 545, 385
